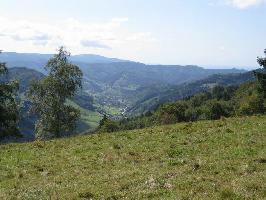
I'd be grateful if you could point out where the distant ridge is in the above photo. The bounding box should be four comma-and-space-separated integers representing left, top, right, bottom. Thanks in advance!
0, 52, 129, 64
0, 51, 247, 122
70, 54, 130, 63
0, 52, 248, 70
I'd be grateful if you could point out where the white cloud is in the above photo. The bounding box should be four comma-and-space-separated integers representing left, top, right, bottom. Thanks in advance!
226, 0, 264, 9
80, 40, 111, 50
0, 17, 156, 56
219, 46, 226, 51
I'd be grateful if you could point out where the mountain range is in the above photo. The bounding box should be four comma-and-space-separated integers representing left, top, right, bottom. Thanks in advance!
0, 52, 253, 139
0, 52, 246, 111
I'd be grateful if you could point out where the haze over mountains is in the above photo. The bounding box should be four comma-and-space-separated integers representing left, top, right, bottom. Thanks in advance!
0, 52, 247, 88
0, 52, 253, 140
0, 51, 246, 71
0, 51, 247, 109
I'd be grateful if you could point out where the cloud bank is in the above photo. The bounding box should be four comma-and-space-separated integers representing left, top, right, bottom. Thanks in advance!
0, 17, 155, 56
226, 0, 264, 9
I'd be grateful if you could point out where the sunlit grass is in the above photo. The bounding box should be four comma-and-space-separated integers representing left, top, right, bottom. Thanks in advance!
66, 99, 102, 130
0, 116, 265, 199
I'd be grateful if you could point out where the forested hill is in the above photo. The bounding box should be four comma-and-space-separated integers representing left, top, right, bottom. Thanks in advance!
2, 67, 45, 92
126, 71, 255, 116
0, 52, 246, 116
107, 81, 264, 133
1, 66, 253, 140
0, 52, 245, 85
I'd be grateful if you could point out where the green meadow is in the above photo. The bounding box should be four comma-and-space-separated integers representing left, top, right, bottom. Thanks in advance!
0, 116, 265, 199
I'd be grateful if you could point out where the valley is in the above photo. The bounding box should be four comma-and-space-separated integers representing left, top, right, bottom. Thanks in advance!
0, 52, 250, 139
1, 2, 265, 199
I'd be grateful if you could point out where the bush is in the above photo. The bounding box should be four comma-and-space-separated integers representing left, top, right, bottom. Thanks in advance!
98, 115, 119, 133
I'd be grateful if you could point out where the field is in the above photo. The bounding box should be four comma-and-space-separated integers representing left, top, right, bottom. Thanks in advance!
0, 116, 265, 199
66, 100, 102, 132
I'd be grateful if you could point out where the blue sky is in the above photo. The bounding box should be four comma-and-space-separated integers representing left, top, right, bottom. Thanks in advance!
0, 0, 266, 68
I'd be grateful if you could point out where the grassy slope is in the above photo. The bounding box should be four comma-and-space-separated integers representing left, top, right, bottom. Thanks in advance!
0, 116, 266, 199
66, 100, 102, 132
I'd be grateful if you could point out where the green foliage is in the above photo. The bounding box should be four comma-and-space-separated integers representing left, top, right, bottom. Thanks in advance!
0, 51, 252, 119
255, 49, 266, 97
128, 72, 254, 116
3, 67, 45, 93
74, 92, 94, 111
27, 47, 83, 139
0, 67, 97, 139
156, 101, 187, 124
206, 100, 232, 120
234, 82, 265, 115
116, 83, 265, 132
98, 115, 119, 133
0, 51, 20, 139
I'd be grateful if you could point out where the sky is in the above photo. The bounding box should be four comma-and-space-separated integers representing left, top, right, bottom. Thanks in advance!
0, 0, 266, 69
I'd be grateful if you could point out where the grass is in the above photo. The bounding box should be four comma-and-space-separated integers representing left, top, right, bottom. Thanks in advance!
67, 99, 122, 132
101, 105, 121, 116
66, 100, 102, 131
0, 116, 266, 199
94, 102, 122, 116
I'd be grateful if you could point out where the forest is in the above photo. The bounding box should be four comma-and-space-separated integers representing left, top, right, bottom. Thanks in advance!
1, 49, 266, 141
